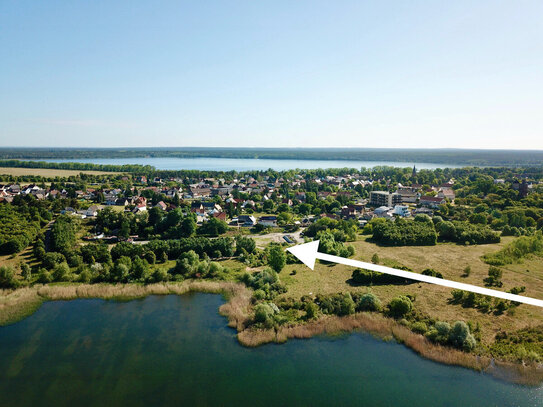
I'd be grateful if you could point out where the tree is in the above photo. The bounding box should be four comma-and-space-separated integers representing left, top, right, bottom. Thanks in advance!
52, 262, 71, 282
198, 217, 228, 236
20, 263, 32, 281
235, 235, 256, 255
131, 256, 151, 281
304, 301, 319, 319
180, 216, 196, 238
254, 303, 275, 326
268, 245, 286, 273
449, 321, 476, 351
371, 253, 380, 264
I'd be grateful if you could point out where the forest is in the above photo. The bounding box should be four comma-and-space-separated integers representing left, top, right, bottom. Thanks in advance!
2, 147, 543, 166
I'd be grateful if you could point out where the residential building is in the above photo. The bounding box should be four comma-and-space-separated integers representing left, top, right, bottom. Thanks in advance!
370, 191, 401, 207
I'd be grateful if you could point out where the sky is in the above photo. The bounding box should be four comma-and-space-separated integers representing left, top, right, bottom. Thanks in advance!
1, 1, 542, 149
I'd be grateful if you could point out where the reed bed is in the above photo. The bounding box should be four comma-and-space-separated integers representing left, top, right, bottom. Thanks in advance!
1, 281, 252, 330
0, 287, 44, 326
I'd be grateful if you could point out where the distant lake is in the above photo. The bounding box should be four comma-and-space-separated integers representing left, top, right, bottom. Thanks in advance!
0, 293, 540, 407
30, 157, 463, 171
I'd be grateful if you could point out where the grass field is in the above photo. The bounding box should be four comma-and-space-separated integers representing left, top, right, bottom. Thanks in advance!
278, 235, 543, 345
0, 167, 120, 177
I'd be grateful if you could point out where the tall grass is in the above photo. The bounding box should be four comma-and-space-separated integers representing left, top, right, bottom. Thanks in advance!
483, 233, 543, 266
0, 287, 44, 326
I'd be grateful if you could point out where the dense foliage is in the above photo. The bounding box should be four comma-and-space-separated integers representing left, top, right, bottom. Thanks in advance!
0, 205, 42, 254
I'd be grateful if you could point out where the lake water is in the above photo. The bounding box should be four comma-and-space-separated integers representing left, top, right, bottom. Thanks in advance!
31, 157, 463, 171
0, 293, 540, 407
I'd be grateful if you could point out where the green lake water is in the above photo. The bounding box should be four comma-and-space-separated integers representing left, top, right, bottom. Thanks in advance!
0, 293, 541, 407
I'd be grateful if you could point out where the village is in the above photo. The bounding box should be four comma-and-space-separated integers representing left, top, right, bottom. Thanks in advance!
0, 167, 536, 244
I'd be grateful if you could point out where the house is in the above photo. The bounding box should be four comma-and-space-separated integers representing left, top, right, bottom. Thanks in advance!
374, 206, 391, 217
155, 201, 168, 211
396, 186, 419, 203
115, 198, 129, 206
419, 196, 445, 208
212, 211, 227, 221
437, 188, 455, 201
237, 215, 256, 227
281, 199, 293, 206
133, 197, 148, 213
190, 187, 211, 198
392, 205, 410, 217
61, 207, 77, 215
85, 205, 101, 217
258, 215, 278, 227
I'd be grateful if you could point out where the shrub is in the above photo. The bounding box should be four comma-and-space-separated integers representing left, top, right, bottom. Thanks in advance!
411, 321, 428, 334
449, 321, 476, 351
42, 252, 67, 269
254, 303, 276, 325
372, 219, 437, 246
355, 292, 382, 312
388, 296, 413, 318
268, 245, 286, 273
52, 262, 71, 282
304, 301, 319, 319
0, 266, 18, 289
421, 268, 443, 278
484, 266, 503, 287
371, 253, 380, 264
351, 268, 411, 285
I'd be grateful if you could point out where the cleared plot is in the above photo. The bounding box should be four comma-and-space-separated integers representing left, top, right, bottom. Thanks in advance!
0, 167, 120, 177
279, 235, 543, 344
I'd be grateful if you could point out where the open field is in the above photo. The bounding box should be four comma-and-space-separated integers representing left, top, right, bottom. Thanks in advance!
0, 167, 120, 177
279, 235, 543, 346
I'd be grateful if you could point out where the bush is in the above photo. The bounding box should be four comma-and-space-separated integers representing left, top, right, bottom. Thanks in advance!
388, 296, 413, 318
355, 292, 382, 312
351, 268, 411, 285
254, 303, 276, 325
484, 266, 503, 287
268, 245, 286, 273
372, 218, 437, 246
42, 252, 67, 269
449, 321, 476, 351
411, 321, 428, 334
421, 268, 443, 278
52, 262, 71, 282
304, 301, 319, 319
316, 293, 356, 316
37, 268, 52, 284
0, 266, 18, 289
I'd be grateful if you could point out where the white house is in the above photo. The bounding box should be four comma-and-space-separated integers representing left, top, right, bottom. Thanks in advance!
392, 205, 410, 217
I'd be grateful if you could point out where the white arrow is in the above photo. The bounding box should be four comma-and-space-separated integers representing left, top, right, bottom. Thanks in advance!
287, 240, 543, 308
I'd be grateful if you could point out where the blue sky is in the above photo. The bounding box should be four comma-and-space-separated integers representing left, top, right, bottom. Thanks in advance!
1, 1, 542, 148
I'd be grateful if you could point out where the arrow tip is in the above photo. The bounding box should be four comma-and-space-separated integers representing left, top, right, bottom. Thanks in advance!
286, 240, 319, 270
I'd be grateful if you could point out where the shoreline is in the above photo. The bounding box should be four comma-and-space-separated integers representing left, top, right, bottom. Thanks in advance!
1, 282, 542, 386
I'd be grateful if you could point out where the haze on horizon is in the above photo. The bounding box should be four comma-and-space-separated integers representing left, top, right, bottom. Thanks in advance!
1, 1, 542, 149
